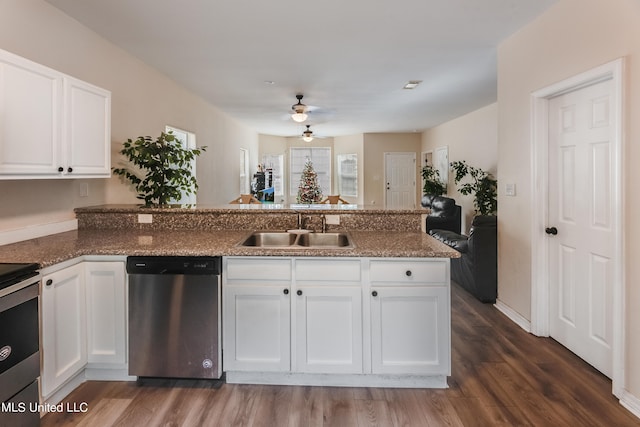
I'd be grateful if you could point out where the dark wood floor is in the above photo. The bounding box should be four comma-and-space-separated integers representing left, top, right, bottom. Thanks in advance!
42, 282, 640, 427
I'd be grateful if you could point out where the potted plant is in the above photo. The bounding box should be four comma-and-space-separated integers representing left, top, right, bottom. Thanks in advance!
449, 160, 497, 215
421, 164, 446, 197
112, 131, 206, 206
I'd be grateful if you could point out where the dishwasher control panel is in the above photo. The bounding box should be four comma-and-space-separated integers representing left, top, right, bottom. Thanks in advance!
126, 256, 221, 275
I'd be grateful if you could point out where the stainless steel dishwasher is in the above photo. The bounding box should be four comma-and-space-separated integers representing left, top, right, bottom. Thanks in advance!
127, 256, 221, 379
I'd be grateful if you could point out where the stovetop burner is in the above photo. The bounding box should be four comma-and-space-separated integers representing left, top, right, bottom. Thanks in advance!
0, 263, 39, 291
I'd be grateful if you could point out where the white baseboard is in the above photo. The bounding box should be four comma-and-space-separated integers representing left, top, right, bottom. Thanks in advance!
620, 390, 640, 420
494, 299, 531, 333
226, 371, 448, 389
0, 219, 77, 245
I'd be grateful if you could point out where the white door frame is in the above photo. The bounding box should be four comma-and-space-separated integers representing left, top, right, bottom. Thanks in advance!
530, 58, 625, 397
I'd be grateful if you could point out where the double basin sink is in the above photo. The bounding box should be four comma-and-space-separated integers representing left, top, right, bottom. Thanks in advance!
239, 230, 353, 249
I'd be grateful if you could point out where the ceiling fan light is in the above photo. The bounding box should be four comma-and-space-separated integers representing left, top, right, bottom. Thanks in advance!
302, 125, 313, 141
292, 112, 308, 123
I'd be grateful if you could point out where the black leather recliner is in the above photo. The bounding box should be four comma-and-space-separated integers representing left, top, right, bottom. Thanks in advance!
428, 215, 497, 303
421, 195, 462, 234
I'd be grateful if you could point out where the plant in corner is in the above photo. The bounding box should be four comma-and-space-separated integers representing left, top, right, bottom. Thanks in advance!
421, 164, 446, 196
112, 131, 206, 206
449, 160, 497, 215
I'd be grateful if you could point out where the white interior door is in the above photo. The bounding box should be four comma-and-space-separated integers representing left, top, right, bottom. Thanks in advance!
547, 79, 615, 378
384, 152, 416, 209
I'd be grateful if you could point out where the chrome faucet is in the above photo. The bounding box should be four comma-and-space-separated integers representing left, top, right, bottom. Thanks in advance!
321, 214, 327, 233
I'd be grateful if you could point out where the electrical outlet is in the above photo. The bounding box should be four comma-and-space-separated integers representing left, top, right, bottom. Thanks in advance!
137, 214, 153, 224
325, 215, 340, 225
79, 182, 89, 197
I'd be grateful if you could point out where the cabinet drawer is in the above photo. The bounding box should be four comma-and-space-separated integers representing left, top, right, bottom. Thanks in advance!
295, 258, 361, 282
225, 257, 292, 281
369, 259, 448, 284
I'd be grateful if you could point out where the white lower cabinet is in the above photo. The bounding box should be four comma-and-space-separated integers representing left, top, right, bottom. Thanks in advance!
370, 285, 449, 375
369, 259, 451, 376
294, 284, 362, 374
223, 256, 450, 386
41, 259, 127, 400
223, 285, 291, 372
41, 262, 87, 398
85, 261, 126, 364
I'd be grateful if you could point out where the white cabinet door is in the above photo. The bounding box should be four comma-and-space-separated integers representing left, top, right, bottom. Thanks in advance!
370, 286, 450, 375
63, 77, 111, 177
85, 261, 126, 364
0, 49, 63, 176
41, 263, 87, 397
0, 48, 111, 179
223, 285, 291, 372
293, 285, 363, 374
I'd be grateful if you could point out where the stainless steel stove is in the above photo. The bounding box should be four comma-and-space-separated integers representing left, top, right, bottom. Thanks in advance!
0, 262, 41, 427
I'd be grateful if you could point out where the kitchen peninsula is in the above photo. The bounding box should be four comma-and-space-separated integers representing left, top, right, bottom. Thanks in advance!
0, 204, 459, 402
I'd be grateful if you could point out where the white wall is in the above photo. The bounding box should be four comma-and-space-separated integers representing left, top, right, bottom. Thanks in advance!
421, 103, 497, 232
0, 0, 258, 232
498, 0, 640, 398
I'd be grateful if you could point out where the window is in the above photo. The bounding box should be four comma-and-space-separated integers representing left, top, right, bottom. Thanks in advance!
289, 147, 331, 197
337, 153, 358, 197
165, 125, 196, 204
240, 148, 249, 194
262, 154, 284, 198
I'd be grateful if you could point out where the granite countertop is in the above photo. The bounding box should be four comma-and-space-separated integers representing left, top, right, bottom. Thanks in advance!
75, 204, 426, 214
0, 228, 459, 268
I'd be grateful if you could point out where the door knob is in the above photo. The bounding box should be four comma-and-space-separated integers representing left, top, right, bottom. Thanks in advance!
545, 227, 558, 235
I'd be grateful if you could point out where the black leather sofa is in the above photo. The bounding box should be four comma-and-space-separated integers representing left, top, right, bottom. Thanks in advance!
421, 195, 462, 234
428, 215, 497, 303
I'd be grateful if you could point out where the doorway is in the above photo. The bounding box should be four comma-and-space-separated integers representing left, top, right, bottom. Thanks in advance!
384, 152, 416, 209
530, 59, 624, 396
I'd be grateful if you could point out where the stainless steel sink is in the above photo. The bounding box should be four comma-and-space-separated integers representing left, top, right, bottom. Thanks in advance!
296, 232, 352, 248
240, 231, 298, 247
238, 231, 353, 249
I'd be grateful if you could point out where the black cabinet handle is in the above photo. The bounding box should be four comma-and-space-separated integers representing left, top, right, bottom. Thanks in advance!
46, 279, 53, 286
297, 290, 303, 296
67, 167, 73, 173
372, 290, 378, 297
405, 270, 412, 277
545, 227, 558, 235
57, 167, 63, 172
283, 289, 289, 295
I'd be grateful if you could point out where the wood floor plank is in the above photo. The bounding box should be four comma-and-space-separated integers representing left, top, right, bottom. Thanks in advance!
75, 398, 130, 427
354, 398, 395, 427
40, 282, 640, 427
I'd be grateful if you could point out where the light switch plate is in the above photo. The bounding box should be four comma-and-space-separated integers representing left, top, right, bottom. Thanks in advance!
505, 183, 516, 196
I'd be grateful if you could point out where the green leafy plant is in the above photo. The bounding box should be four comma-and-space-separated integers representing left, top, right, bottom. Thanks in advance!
112, 131, 206, 206
421, 164, 446, 196
449, 160, 497, 215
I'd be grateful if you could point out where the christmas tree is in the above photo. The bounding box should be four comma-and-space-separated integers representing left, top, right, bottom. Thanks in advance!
296, 158, 323, 203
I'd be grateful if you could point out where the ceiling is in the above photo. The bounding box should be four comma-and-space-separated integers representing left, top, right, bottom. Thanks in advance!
46, 0, 556, 138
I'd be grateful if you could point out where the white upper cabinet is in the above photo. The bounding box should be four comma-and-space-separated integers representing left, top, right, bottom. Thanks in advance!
0, 48, 111, 179
63, 77, 111, 177
0, 50, 63, 175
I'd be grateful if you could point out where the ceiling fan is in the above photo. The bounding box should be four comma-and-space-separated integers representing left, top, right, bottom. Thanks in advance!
287, 94, 333, 124
291, 94, 308, 123
302, 125, 314, 142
